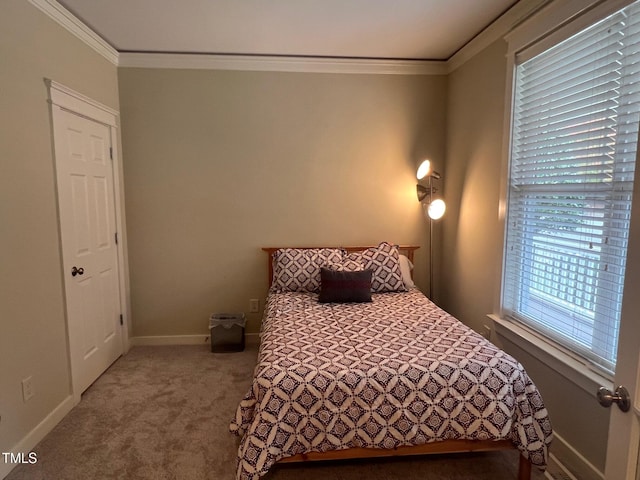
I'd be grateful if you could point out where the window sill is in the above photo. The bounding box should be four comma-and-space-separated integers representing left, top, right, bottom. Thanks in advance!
487, 314, 613, 396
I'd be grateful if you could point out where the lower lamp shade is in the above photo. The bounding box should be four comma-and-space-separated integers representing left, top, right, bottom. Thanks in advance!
427, 199, 446, 220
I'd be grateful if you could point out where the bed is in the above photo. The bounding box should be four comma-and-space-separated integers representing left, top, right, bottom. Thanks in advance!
230, 243, 552, 480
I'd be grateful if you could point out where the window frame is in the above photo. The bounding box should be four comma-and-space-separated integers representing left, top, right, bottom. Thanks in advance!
495, 0, 638, 381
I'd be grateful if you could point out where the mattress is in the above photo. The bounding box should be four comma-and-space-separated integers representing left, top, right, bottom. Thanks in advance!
230, 288, 553, 480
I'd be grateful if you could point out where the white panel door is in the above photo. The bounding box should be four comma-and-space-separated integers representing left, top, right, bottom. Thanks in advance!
54, 108, 122, 394
603, 153, 640, 479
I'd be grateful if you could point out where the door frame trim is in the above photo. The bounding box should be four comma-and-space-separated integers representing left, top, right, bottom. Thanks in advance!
46, 79, 131, 402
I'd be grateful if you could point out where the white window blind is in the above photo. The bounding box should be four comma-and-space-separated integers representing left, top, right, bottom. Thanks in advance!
503, 1, 640, 373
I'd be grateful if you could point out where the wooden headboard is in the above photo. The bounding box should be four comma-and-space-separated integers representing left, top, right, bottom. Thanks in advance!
262, 245, 420, 287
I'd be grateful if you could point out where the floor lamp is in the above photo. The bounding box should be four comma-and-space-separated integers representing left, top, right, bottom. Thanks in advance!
416, 160, 445, 299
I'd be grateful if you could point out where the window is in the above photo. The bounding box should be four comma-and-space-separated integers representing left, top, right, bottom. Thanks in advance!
503, 1, 640, 373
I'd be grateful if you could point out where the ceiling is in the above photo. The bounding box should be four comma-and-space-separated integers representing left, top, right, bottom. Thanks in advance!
57, 0, 518, 61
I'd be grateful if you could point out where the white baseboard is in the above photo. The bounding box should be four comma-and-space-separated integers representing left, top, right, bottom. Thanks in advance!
131, 334, 209, 346
546, 452, 578, 480
546, 432, 604, 480
130, 333, 260, 347
1, 395, 76, 479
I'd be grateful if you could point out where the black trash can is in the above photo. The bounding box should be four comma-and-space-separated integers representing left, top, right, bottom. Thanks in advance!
209, 313, 246, 352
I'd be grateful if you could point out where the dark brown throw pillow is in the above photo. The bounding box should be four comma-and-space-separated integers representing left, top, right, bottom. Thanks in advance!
319, 268, 373, 303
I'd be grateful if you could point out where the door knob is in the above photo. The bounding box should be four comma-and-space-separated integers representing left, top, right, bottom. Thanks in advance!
597, 385, 631, 412
71, 266, 84, 277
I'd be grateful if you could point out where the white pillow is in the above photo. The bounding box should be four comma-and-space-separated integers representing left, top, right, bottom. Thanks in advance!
398, 254, 415, 288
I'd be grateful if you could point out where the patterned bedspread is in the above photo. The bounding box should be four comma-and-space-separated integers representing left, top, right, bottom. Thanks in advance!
230, 289, 552, 480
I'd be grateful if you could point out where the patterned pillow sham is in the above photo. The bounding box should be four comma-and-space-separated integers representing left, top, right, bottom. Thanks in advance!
346, 242, 406, 293
318, 267, 372, 303
324, 258, 365, 272
272, 248, 343, 292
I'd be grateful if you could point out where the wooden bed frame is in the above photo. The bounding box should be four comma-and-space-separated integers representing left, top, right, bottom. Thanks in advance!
261, 245, 533, 480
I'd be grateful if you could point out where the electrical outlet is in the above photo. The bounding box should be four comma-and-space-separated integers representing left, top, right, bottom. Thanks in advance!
22, 377, 34, 402
249, 299, 260, 313
482, 325, 491, 340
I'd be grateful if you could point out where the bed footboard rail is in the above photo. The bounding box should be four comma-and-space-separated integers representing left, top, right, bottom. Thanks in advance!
278, 440, 532, 480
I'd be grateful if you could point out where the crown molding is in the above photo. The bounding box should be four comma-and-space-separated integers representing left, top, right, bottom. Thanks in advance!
28, 0, 445, 75
446, 0, 550, 73
29, 0, 548, 76
118, 52, 447, 75
28, 0, 119, 65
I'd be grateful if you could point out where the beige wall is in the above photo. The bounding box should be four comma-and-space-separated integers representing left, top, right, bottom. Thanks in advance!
2, 2, 611, 476
443, 39, 610, 472
0, 0, 120, 458
118, 68, 446, 335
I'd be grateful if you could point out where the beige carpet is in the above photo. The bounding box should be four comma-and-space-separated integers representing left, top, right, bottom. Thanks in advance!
6, 345, 545, 480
